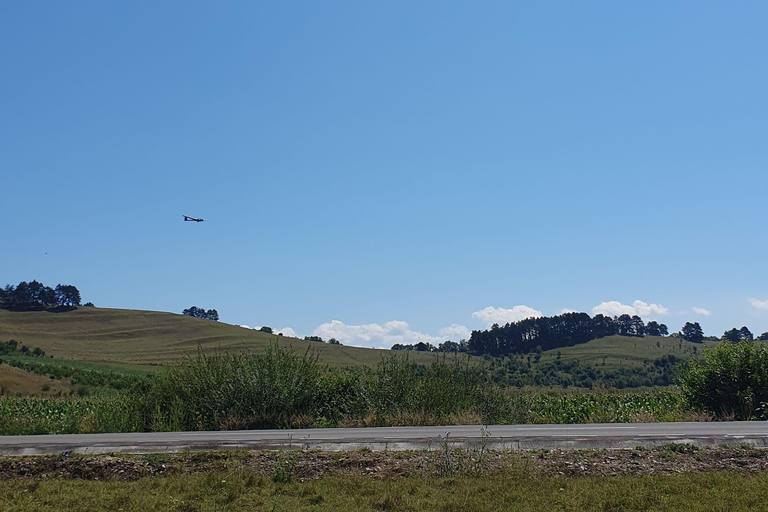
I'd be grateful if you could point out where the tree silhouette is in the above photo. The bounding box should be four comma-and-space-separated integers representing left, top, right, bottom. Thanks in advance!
182, 306, 219, 321
681, 322, 704, 343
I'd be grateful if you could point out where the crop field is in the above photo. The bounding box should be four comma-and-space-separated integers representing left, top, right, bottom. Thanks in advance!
0, 307, 726, 436
0, 346, 694, 436
0, 308, 440, 368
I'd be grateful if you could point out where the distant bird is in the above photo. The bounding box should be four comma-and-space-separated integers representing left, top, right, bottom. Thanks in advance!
183, 215, 207, 222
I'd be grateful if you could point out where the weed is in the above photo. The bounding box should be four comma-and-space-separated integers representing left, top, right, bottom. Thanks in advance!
272, 450, 297, 484
657, 443, 698, 455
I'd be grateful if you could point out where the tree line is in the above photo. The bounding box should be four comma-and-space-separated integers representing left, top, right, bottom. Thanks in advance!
391, 340, 469, 353
721, 326, 768, 342
0, 281, 86, 311
182, 306, 219, 321
467, 312, 675, 357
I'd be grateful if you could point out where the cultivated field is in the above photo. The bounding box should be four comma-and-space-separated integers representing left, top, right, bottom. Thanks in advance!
0, 308, 439, 367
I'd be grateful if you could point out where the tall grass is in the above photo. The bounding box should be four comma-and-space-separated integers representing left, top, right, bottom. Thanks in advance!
138, 347, 496, 431
0, 345, 695, 435
141, 345, 324, 431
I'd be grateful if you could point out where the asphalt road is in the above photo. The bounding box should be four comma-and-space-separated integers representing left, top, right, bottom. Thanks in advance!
2, 422, 768, 455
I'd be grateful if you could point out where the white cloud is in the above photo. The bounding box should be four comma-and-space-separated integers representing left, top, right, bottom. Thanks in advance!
471, 306, 542, 327
311, 320, 470, 349
238, 324, 251, 329
559, 308, 577, 314
439, 324, 472, 341
691, 307, 711, 317
383, 321, 409, 334
277, 327, 297, 338
749, 298, 768, 312
591, 300, 669, 318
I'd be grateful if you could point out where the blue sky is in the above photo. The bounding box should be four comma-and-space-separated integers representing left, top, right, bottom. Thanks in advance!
3, 2, 768, 347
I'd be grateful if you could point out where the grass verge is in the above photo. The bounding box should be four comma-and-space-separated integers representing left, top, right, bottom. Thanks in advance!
2, 471, 767, 511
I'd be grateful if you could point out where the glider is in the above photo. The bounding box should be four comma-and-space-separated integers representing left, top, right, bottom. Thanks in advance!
183, 215, 206, 222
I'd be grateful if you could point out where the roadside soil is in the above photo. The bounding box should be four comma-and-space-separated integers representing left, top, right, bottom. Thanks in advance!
2, 446, 768, 481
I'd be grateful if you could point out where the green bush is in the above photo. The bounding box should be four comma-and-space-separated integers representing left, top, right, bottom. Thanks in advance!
140, 345, 324, 431
677, 341, 768, 419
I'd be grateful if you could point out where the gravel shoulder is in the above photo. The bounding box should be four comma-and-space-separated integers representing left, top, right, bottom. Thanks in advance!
2, 445, 767, 481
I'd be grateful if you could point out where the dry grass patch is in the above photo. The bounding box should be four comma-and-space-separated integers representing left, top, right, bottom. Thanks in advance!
0, 364, 70, 396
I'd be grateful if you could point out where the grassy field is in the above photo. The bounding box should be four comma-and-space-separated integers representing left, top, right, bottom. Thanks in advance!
0, 363, 71, 396
0, 307, 715, 371
538, 334, 717, 369
2, 471, 766, 511
0, 307, 440, 368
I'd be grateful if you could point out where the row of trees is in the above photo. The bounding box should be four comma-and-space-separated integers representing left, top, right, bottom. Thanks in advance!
0, 281, 83, 310
182, 306, 219, 321
721, 326, 768, 342
467, 312, 672, 357
303, 335, 341, 345
678, 323, 768, 344
391, 340, 469, 353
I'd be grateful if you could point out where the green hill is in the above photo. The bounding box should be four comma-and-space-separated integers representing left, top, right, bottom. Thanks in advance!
538, 334, 718, 369
0, 308, 440, 368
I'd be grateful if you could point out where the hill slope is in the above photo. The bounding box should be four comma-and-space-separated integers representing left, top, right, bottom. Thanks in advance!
538, 334, 717, 369
0, 308, 439, 367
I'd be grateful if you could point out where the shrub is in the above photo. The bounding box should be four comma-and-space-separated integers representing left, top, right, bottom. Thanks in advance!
140, 345, 323, 431
677, 341, 768, 419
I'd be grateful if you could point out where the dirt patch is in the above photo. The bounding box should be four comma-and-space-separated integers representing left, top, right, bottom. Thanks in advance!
1, 446, 767, 481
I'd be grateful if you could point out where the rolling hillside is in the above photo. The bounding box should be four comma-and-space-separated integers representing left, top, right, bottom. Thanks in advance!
538, 334, 717, 369
0, 308, 440, 367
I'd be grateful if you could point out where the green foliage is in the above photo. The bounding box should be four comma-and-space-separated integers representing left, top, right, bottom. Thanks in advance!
0, 340, 44, 357
486, 354, 679, 389
1, 281, 82, 311
681, 322, 704, 343
505, 388, 686, 424
0, 355, 145, 391
272, 450, 298, 484
468, 312, 671, 357
139, 347, 502, 430
181, 306, 219, 321
0, 396, 143, 435
140, 345, 323, 431
0, 344, 694, 435
678, 341, 768, 419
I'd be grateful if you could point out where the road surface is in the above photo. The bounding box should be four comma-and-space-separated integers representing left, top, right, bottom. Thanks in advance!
2, 422, 768, 455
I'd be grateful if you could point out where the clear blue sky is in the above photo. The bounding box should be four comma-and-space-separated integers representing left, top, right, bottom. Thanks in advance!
3, 2, 768, 347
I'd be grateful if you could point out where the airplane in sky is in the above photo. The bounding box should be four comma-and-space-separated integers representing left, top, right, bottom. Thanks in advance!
183, 215, 207, 222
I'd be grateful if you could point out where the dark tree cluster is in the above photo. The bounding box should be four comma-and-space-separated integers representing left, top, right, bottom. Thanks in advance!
681, 322, 704, 343
467, 312, 670, 357
0, 281, 81, 311
391, 340, 469, 353
0, 339, 45, 357
723, 326, 754, 343
302, 335, 340, 344
182, 306, 219, 321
